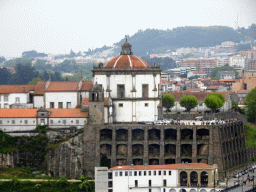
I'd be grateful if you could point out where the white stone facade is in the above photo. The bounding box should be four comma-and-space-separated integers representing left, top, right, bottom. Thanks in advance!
45, 92, 78, 109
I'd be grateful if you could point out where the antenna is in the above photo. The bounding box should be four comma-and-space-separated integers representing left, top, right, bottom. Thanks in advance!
125, 35, 127, 42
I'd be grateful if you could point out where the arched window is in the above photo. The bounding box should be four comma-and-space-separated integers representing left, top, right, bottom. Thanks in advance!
201, 171, 208, 187
180, 171, 187, 186
190, 171, 198, 187
92, 93, 95, 101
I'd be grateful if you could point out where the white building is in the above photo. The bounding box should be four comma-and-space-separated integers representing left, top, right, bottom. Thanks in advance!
95, 163, 219, 192
92, 41, 162, 123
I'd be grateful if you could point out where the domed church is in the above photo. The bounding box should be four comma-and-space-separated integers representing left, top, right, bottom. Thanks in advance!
92, 40, 163, 123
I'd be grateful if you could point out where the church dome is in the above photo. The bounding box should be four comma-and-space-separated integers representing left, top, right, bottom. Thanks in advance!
104, 40, 150, 69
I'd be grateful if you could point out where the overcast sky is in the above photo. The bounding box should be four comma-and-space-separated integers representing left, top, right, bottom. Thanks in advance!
0, 0, 255, 58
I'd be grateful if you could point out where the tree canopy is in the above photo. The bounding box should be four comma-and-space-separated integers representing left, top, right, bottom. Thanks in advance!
162, 93, 175, 112
22, 50, 47, 59
179, 95, 198, 112
204, 93, 225, 112
0, 68, 11, 85
245, 87, 256, 123
210, 65, 239, 80
4, 58, 32, 68
0, 56, 6, 63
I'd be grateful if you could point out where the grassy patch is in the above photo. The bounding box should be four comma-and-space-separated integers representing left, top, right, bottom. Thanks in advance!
244, 124, 256, 148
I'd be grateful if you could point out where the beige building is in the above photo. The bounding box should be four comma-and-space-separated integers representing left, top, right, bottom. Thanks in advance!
232, 73, 256, 96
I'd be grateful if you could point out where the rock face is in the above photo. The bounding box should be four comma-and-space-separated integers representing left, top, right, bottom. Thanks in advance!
47, 125, 97, 178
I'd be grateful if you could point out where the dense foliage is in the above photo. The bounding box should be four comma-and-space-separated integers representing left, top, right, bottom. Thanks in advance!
162, 93, 175, 112
244, 124, 256, 148
204, 93, 225, 112
22, 50, 47, 59
245, 87, 256, 123
179, 95, 198, 112
0, 56, 6, 63
141, 56, 176, 71
4, 58, 32, 68
232, 101, 245, 114
210, 65, 239, 80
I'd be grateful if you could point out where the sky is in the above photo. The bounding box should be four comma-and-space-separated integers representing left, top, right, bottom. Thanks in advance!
0, 0, 256, 58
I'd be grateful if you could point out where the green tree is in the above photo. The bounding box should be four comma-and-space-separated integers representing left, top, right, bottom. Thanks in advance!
210, 66, 239, 80
79, 180, 95, 192
4, 58, 32, 67
100, 153, 110, 168
162, 93, 175, 113
204, 93, 225, 112
67, 72, 84, 81
179, 95, 198, 112
0, 67, 11, 85
28, 78, 42, 85
245, 87, 256, 123
0, 56, 5, 63
52, 71, 63, 81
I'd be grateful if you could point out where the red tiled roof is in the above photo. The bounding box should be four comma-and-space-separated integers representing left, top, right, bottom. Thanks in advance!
46, 81, 80, 92
110, 163, 212, 170
164, 91, 230, 101
81, 98, 89, 105
186, 88, 200, 92
80, 81, 93, 91
207, 86, 220, 90
34, 81, 46, 95
219, 79, 235, 82
0, 85, 35, 94
47, 109, 88, 118
0, 109, 38, 118
161, 80, 169, 85
104, 55, 150, 69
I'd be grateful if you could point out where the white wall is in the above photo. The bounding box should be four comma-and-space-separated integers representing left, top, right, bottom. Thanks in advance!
0, 118, 36, 132
34, 96, 44, 108
0, 93, 28, 109
45, 92, 78, 108
48, 117, 87, 129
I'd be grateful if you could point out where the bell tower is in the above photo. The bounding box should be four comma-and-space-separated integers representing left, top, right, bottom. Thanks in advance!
89, 83, 104, 124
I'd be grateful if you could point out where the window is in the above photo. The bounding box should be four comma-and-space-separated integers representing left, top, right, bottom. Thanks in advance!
4, 103, 8, 108
15, 97, 20, 104
125, 171, 128, 176
58, 102, 63, 109
67, 102, 71, 109
139, 171, 142, 176
108, 172, 112, 179
50, 120, 53, 124
149, 171, 151, 176
134, 171, 137, 176
71, 120, 73, 123
4, 95, 8, 102
25, 120, 28, 124
58, 121, 60, 123
154, 171, 156, 176
118, 103, 123, 107
169, 171, 171, 175
149, 180, 151, 187
129, 171, 132, 176
115, 172, 118, 177
41, 119, 45, 124
149, 189, 152, 192
244, 83, 247, 90
135, 180, 138, 187
142, 84, 149, 98
76, 120, 79, 124
163, 179, 166, 186
164, 171, 166, 175
12, 120, 15, 124
145, 103, 149, 107
119, 171, 122, 176
108, 190, 113, 192
63, 120, 66, 125
159, 171, 161, 175
117, 84, 125, 98
50, 102, 54, 108
144, 171, 147, 176
108, 181, 112, 188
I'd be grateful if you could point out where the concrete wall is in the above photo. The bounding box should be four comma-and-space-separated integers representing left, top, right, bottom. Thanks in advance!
45, 92, 78, 108
34, 96, 44, 108
0, 93, 28, 109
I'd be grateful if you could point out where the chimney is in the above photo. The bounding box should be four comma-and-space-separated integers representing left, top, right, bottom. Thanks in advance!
23, 87, 25, 93
131, 164, 134, 169
145, 163, 148, 168
185, 162, 188, 167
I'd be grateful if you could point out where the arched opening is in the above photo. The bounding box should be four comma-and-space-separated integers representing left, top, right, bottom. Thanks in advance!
116, 144, 127, 156
92, 93, 95, 101
189, 189, 196, 192
132, 129, 144, 141
149, 158, 159, 165
201, 171, 208, 187
165, 144, 176, 156
181, 158, 192, 163
200, 189, 207, 192
132, 144, 144, 156
181, 129, 193, 140
116, 128, 128, 141
210, 189, 216, 192
196, 129, 209, 140
180, 171, 188, 186
197, 144, 208, 155
133, 158, 143, 165
100, 144, 111, 156
116, 159, 127, 166
165, 158, 175, 164
190, 171, 198, 187
181, 144, 192, 157
179, 189, 186, 192
149, 144, 160, 156
148, 128, 160, 140
169, 189, 176, 192
100, 129, 112, 141
165, 128, 177, 141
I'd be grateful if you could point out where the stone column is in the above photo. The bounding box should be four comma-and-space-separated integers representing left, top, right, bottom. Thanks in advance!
111, 127, 116, 167
95, 126, 101, 167
160, 126, 165, 164
192, 126, 197, 163
208, 127, 214, 165
127, 127, 132, 165
176, 127, 181, 163
144, 127, 149, 165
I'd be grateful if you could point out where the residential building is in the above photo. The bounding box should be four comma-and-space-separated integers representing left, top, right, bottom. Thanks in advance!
95, 163, 219, 192
180, 59, 217, 74
219, 71, 235, 80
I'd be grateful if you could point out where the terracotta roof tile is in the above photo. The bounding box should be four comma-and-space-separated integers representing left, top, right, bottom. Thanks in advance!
80, 81, 93, 91
110, 163, 212, 170
47, 109, 88, 118
219, 79, 235, 82
186, 88, 200, 92
0, 109, 38, 118
161, 80, 169, 85
207, 86, 220, 90
81, 98, 89, 105
46, 81, 80, 92
0, 85, 35, 94
34, 81, 46, 95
